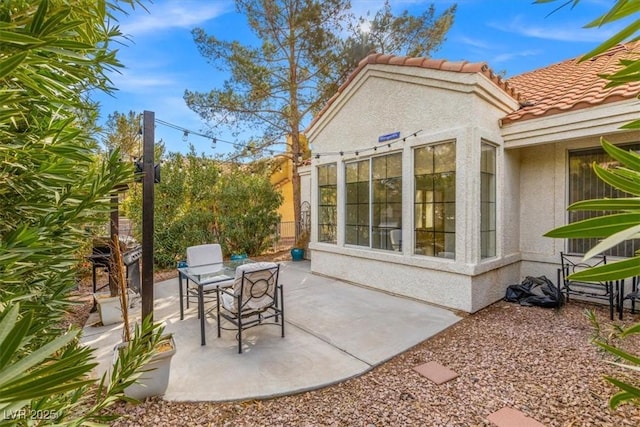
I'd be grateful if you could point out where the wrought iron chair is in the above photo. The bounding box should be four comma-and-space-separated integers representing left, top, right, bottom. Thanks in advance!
623, 276, 640, 315
181, 243, 225, 319
216, 262, 284, 353
557, 252, 620, 320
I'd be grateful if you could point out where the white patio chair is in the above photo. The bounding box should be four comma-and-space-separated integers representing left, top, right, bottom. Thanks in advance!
389, 229, 402, 251
182, 243, 227, 318
217, 262, 284, 353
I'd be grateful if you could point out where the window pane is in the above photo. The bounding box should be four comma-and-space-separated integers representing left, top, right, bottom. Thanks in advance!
357, 181, 369, 203
444, 203, 455, 232
358, 161, 370, 181
346, 162, 357, 183
568, 144, 640, 257
372, 153, 402, 250
481, 143, 496, 258
327, 163, 337, 185
434, 142, 455, 173
372, 156, 386, 180
415, 146, 434, 175
346, 182, 358, 203
481, 144, 496, 174
345, 225, 357, 245
414, 141, 456, 258
317, 163, 337, 243
387, 153, 402, 177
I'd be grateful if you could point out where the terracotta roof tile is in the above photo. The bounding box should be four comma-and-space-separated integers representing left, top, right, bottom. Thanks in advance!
307, 43, 640, 133
503, 42, 640, 124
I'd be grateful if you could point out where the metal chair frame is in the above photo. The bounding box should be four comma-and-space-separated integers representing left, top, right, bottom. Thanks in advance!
557, 252, 620, 320
217, 264, 284, 353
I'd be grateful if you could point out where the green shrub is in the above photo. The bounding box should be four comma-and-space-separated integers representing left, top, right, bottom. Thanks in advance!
212, 168, 282, 257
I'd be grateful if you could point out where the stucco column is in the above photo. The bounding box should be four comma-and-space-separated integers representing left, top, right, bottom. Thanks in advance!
458, 126, 479, 265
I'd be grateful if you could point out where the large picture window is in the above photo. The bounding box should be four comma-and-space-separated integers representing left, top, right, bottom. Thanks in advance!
414, 141, 456, 258
481, 143, 496, 259
317, 163, 337, 243
568, 144, 640, 257
345, 152, 402, 250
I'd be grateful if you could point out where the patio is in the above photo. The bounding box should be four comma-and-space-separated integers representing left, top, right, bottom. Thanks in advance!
81, 260, 461, 402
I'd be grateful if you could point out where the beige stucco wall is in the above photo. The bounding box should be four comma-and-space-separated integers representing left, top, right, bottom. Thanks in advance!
305, 60, 640, 313
515, 129, 640, 281
307, 64, 522, 313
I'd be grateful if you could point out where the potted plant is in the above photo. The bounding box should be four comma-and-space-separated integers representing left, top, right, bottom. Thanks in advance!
108, 234, 176, 400
291, 229, 309, 261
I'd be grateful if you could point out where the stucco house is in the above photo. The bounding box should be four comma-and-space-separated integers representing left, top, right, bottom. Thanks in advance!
304, 42, 640, 314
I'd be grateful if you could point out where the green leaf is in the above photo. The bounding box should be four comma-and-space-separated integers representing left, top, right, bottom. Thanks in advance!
602, 138, 640, 172
620, 118, 640, 129
568, 198, 640, 211
621, 322, 640, 337
579, 16, 640, 60
0, 52, 28, 79
594, 165, 640, 196
0, 309, 31, 367
595, 340, 640, 365
604, 376, 640, 408
29, 0, 50, 34
568, 257, 640, 281
0, 31, 44, 45
583, 224, 640, 261
544, 213, 640, 238
584, 0, 637, 28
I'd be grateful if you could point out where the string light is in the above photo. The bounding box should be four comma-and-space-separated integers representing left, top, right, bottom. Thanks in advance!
153, 117, 289, 158
150, 118, 422, 163
311, 130, 422, 159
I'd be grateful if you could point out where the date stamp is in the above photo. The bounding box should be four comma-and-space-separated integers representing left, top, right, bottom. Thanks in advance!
3, 409, 59, 421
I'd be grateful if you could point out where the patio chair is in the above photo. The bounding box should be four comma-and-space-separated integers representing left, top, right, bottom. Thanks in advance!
389, 229, 402, 251
216, 262, 284, 353
622, 276, 640, 315
181, 243, 225, 318
557, 252, 620, 320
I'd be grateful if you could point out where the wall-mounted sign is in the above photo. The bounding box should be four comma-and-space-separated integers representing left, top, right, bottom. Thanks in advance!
378, 131, 400, 143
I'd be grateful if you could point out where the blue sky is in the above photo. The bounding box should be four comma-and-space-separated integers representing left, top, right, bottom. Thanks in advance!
91, 0, 618, 156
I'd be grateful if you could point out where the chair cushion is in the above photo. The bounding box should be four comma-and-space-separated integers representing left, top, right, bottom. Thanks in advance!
221, 262, 278, 312
190, 277, 234, 293
186, 243, 223, 267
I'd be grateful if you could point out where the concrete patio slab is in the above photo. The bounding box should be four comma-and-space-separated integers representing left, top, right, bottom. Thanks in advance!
81, 260, 461, 402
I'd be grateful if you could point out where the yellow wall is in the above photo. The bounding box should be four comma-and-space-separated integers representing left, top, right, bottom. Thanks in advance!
270, 134, 309, 239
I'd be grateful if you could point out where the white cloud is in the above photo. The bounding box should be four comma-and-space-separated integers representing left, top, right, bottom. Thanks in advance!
491, 49, 541, 64
457, 35, 491, 50
107, 67, 177, 94
120, 1, 230, 36
489, 14, 616, 43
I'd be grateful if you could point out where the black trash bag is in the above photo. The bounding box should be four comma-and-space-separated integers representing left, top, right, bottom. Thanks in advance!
504, 275, 564, 308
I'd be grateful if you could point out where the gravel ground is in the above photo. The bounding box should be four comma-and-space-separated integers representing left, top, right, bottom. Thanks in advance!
68, 255, 640, 426
106, 300, 640, 426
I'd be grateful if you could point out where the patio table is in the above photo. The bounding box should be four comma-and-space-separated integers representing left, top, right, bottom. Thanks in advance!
178, 258, 254, 345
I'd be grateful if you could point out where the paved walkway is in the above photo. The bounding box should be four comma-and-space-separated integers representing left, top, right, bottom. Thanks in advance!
81, 261, 461, 402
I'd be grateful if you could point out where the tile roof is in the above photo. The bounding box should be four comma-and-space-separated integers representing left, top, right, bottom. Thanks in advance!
503, 42, 640, 124
308, 43, 640, 132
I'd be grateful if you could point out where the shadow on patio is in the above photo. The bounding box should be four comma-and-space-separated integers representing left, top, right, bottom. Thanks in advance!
81, 260, 461, 402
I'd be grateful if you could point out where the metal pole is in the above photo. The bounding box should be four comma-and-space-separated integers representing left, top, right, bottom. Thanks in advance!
141, 110, 155, 321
